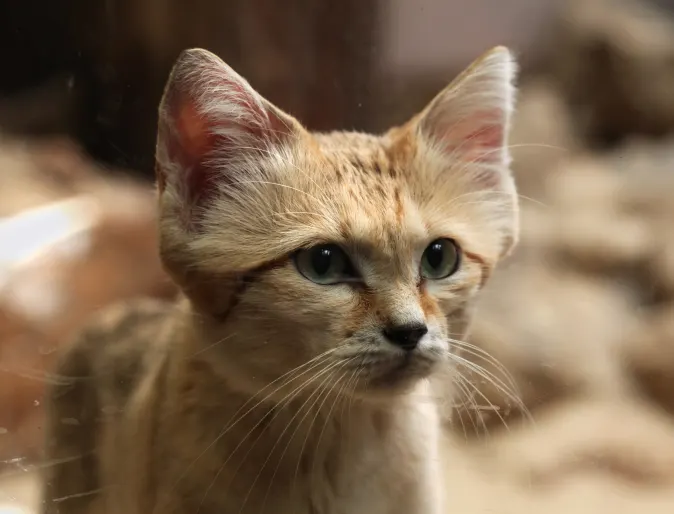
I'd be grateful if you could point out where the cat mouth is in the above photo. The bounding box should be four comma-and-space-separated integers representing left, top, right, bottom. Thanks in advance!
356, 352, 438, 388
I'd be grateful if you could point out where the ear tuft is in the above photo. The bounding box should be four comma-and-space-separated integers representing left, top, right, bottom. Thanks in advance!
416, 46, 517, 181
156, 48, 301, 228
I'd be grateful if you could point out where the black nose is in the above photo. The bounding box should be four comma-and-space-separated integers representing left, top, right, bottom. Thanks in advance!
382, 323, 428, 350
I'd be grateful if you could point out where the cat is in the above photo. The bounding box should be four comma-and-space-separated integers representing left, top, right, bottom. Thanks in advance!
41, 45, 518, 514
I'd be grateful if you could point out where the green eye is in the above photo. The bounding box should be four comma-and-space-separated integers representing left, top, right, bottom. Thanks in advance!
294, 244, 358, 285
420, 238, 460, 280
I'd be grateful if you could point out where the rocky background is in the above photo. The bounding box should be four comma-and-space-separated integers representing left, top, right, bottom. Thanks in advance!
2, 0, 674, 512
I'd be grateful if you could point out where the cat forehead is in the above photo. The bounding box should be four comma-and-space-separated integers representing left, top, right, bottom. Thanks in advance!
313, 131, 407, 179
282, 131, 430, 254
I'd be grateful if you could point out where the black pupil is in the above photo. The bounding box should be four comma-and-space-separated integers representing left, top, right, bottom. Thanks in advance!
426, 242, 445, 269
312, 246, 333, 276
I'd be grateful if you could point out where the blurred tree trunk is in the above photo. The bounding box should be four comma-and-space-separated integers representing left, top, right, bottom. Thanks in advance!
0, 0, 381, 176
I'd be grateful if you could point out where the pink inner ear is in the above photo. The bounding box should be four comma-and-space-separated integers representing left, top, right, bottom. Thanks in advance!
164, 91, 276, 213
177, 101, 210, 159
438, 111, 504, 165
165, 93, 220, 211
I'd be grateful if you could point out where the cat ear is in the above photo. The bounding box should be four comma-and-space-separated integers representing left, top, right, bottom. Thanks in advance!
414, 46, 517, 186
155, 48, 303, 228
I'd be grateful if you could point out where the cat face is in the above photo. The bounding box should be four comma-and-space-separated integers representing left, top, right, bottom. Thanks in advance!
155, 47, 518, 399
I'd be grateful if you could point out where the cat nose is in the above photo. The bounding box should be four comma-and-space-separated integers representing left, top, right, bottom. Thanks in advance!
382, 323, 428, 351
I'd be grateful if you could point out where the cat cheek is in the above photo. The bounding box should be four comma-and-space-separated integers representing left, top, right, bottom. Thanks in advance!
334, 290, 373, 340
418, 282, 444, 321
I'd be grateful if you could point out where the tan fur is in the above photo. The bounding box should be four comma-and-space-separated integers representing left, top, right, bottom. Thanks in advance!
42, 46, 518, 514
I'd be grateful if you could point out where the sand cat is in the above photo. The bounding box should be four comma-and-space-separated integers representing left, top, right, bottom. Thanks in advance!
42, 45, 518, 514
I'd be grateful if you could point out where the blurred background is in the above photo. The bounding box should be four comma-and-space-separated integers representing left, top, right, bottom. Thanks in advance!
2, 0, 674, 512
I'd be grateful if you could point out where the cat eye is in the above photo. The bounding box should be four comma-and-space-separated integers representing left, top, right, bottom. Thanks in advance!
294, 244, 359, 285
420, 238, 460, 280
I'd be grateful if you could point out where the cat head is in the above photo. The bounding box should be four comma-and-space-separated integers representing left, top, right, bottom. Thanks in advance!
155, 47, 518, 399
